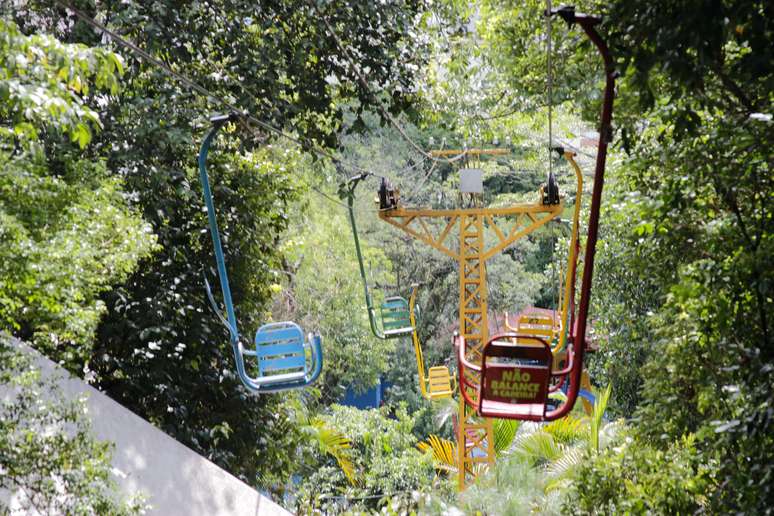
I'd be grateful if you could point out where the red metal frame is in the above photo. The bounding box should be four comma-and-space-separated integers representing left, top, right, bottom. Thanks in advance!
546, 6, 616, 421
456, 7, 616, 421
458, 333, 554, 421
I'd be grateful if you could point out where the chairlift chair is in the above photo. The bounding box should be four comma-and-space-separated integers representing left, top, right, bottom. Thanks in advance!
198, 113, 323, 393
457, 331, 577, 421
381, 296, 415, 338
408, 285, 454, 400
346, 173, 418, 340
458, 333, 554, 420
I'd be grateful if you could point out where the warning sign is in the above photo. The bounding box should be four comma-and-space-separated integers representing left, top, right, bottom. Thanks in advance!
483, 366, 549, 404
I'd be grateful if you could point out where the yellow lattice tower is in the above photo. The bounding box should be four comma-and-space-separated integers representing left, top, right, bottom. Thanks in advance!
377, 149, 564, 489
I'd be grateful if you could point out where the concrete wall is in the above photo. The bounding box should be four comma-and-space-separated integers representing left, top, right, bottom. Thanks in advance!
5, 341, 291, 516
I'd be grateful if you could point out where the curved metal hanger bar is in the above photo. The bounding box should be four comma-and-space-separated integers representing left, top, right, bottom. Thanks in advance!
543, 5, 616, 421
198, 113, 322, 392
346, 173, 387, 340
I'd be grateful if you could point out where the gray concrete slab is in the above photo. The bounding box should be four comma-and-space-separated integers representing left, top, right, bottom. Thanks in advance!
4, 340, 292, 516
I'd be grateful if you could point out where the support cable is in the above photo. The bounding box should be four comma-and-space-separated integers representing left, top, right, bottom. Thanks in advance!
54, 1, 374, 178
402, 138, 447, 205
546, 0, 554, 177
52, 1, 386, 211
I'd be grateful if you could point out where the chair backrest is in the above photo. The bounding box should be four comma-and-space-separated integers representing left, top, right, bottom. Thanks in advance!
481, 338, 552, 406
254, 322, 307, 376
427, 366, 453, 397
380, 296, 413, 335
517, 313, 558, 338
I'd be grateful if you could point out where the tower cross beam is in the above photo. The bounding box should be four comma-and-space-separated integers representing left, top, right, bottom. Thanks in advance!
379, 202, 563, 263
377, 198, 564, 490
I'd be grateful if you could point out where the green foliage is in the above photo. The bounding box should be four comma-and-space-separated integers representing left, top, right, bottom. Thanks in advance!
0, 18, 156, 365
567, 433, 715, 515
459, 456, 546, 516
589, 384, 612, 453
294, 404, 435, 513
573, 1, 773, 511
280, 168, 395, 398
5, 0, 770, 512
492, 417, 520, 455
472, 0, 773, 512
0, 157, 157, 363
543, 416, 585, 445
0, 337, 145, 514
422, 388, 617, 515
298, 415, 356, 486
0, 18, 123, 149
586, 210, 662, 416
5, 0, 433, 488
92, 142, 305, 488
20, 0, 429, 148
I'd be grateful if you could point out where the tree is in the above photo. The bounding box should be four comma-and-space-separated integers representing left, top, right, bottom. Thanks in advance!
294, 404, 435, 514
0, 17, 154, 512
9, 0, 434, 486
596, 2, 773, 511
278, 160, 396, 400
417, 386, 619, 515
0, 16, 156, 364
0, 337, 145, 514
566, 434, 715, 515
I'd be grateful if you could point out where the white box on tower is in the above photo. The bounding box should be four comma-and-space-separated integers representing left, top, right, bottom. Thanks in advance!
459, 168, 483, 193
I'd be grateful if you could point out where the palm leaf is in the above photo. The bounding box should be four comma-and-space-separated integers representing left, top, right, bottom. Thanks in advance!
543, 414, 585, 444
417, 434, 457, 474
431, 396, 458, 430
545, 446, 586, 491
589, 384, 612, 453
493, 418, 520, 455
302, 417, 358, 486
513, 431, 563, 464
598, 418, 624, 451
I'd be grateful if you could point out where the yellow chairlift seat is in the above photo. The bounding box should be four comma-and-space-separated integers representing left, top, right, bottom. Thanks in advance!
409, 285, 455, 400
427, 366, 454, 399
505, 310, 561, 346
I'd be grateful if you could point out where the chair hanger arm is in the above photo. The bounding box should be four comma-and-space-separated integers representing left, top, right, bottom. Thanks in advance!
346, 176, 386, 339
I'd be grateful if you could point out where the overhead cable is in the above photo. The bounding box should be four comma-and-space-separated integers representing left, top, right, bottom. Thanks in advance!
52, 0, 376, 211
54, 1, 371, 178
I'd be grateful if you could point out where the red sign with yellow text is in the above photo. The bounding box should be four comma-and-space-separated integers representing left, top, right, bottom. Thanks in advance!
483, 365, 550, 405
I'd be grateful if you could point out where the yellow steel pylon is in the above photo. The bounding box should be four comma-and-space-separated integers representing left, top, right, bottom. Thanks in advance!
377, 157, 564, 488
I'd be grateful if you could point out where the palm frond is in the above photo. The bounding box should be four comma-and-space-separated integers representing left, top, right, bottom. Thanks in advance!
543, 415, 585, 444
544, 476, 576, 495
513, 431, 563, 464
431, 396, 458, 430
545, 446, 586, 489
598, 418, 625, 451
417, 434, 457, 474
493, 418, 520, 455
302, 417, 358, 486
589, 384, 612, 453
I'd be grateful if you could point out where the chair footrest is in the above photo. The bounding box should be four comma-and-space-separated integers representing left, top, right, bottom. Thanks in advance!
480, 399, 546, 420
257, 371, 307, 384
384, 327, 413, 337
427, 390, 454, 399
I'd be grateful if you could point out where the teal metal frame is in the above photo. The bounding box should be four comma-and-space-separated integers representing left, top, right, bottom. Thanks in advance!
198, 113, 322, 392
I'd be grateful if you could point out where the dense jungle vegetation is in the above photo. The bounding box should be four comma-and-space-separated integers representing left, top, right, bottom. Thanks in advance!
1, 0, 771, 514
